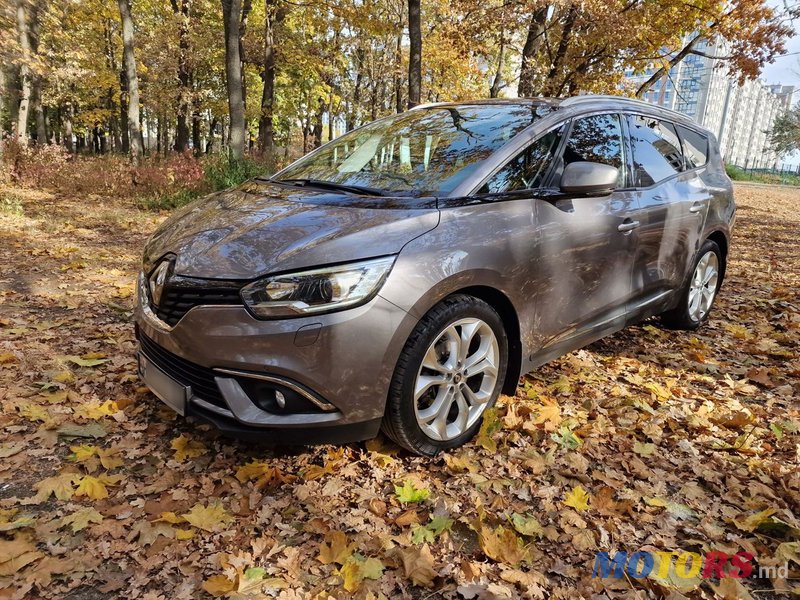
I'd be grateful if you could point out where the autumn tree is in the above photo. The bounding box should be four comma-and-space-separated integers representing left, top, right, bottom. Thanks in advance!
769, 103, 800, 155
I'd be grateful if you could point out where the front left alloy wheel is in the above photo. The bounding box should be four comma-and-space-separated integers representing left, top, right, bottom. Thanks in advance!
382, 294, 508, 455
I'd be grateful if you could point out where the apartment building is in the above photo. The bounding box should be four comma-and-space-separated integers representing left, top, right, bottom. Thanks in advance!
628, 38, 795, 169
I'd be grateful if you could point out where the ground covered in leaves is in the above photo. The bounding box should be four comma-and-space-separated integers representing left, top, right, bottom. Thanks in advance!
0, 183, 797, 600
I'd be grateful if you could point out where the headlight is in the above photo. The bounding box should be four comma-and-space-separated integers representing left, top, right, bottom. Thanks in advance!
240, 256, 396, 318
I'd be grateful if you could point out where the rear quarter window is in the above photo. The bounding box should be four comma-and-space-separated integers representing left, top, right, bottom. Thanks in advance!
677, 125, 709, 169
627, 115, 685, 187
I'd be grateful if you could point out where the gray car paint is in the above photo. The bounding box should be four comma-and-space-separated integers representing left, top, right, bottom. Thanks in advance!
136, 96, 735, 441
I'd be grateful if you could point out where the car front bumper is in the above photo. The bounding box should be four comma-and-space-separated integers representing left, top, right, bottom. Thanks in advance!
134, 274, 417, 445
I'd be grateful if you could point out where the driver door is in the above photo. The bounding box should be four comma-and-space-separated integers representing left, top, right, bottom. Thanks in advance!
529, 113, 638, 357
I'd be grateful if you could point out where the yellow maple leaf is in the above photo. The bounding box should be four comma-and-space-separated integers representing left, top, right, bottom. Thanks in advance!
317, 531, 355, 566
33, 473, 78, 502
340, 556, 385, 592
181, 502, 233, 533
175, 528, 194, 540
563, 485, 591, 511
75, 400, 119, 420
156, 512, 185, 524
74, 474, 122, 500
16, 402, 48, 422
61, 508, 103, 533
733, 508, 777, 532
478, 525, 528, 565
70, 445, 97, 462
202, 574, 236, 597
171, 435, 207, 461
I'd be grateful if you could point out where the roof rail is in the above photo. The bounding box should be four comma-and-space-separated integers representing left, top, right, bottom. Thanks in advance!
559, 94, 651, 108
408, 102, 447, 111
558, 94, 691, 119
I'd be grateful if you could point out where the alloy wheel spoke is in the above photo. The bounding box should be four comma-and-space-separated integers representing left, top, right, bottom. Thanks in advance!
466, 355, 497, 378
461, 383, 489, 407
458, 321, 480, 364
418, 386, 450, 422
421, 344, 447, 374
464, 338, 491, 370
414, 374, 447, 402
453, 390, 469, 434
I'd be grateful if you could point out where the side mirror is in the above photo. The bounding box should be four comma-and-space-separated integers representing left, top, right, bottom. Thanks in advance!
560, 161, 619, 195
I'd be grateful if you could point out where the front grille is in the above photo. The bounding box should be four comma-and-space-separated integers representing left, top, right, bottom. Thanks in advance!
152, 276, 242, 326
139, 333, 226, 408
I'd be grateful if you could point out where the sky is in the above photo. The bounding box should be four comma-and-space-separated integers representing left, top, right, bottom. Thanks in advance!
761, 1, 800, 90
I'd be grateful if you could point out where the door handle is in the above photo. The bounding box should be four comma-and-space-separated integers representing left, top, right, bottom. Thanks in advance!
689, 202, 705, 214
618, 219, 640, 233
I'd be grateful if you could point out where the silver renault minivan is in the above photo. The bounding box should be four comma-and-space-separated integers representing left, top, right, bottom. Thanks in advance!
135, 96, 735, 455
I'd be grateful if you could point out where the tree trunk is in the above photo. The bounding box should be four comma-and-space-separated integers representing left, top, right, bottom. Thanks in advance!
489, 33, 505, 98
327, 90, 334, 142
407, 0, 421, 109
394, 27, 403, 113
240, 0, 252, 110
348, 47, 365, 130
15, 0, 33, 145
118, 0, 143, 164
221, 0, 246, 159
258, 0, 281, 156
170, 0, 192, 152
32, 80, 46, 143
192, 104, 201, 154
543, 6, 577, 97
313, 97, 324, 148
518, 7, 549, 97
64, 103, 74, 152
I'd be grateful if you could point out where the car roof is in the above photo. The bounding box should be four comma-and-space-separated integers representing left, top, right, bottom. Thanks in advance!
411, 95, 708, 135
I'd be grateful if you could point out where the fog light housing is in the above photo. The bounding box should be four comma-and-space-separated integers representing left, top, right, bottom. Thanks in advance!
239, 380, 324, 414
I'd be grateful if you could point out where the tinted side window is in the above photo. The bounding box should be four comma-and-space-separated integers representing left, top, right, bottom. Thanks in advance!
561, 114, 625, 185
677, 125, 708, 168
627, 115, 685, 187
480, 126, 564, 193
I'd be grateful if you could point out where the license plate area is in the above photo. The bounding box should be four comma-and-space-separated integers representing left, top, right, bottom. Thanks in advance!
138, 352, 189, 416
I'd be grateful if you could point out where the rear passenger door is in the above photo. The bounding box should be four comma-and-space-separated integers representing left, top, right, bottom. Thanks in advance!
625, 114, 708, 315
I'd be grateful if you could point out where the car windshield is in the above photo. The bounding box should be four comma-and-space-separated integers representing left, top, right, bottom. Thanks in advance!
275, 103, 552, 196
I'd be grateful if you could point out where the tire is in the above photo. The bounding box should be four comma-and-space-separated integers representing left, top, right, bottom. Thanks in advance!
660, 239, 723, 330
381, 294, 509, 456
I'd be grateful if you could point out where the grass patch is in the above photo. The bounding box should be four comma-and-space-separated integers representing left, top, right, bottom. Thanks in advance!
140, 155, 274, 210
726, 163, 800, 186
0, 191, 24, 216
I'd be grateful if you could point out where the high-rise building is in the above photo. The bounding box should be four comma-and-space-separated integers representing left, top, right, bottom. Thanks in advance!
627, 38, 795, 169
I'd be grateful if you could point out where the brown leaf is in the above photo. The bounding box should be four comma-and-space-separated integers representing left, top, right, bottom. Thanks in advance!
395, 543, 437, 587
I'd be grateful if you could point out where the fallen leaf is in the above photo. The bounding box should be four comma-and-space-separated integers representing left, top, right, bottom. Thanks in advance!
181, 502, 233, 533
563, 485, 591, 512
61, 508, 103, 533
395, 544, 437, 587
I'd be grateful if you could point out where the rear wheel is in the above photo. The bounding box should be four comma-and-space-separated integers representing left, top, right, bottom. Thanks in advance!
661, 239, 723, 330
382, 295, 508, 455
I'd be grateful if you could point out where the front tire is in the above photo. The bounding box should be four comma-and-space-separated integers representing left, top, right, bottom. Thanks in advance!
382, 295, 508, 456
661, 239, 723, 330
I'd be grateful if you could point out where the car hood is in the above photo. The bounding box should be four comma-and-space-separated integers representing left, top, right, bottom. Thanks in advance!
143, 180, 440, 279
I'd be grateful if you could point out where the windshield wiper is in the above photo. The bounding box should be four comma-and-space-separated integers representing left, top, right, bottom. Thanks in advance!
267, 178, 385, 197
